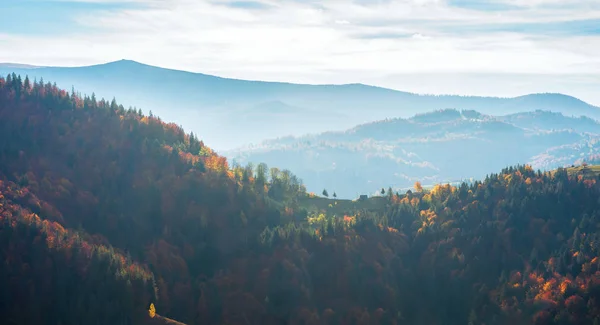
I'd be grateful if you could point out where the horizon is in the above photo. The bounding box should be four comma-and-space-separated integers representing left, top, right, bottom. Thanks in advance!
1, 58, 599, 107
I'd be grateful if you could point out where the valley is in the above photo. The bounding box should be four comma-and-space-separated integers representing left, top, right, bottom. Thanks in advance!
3, 73, 600, 325
227, 109, 600, 198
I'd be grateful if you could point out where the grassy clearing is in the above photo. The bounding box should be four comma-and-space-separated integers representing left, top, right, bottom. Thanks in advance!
564, 164, 600, 177
298, 195, 390, 215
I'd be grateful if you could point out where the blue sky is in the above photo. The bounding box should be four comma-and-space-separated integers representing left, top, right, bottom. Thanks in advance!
0, 1, 141, 35
1, 0, 600, 104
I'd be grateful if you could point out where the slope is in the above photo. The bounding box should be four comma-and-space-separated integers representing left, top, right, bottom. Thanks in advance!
1, 60, 599, 149
5, 74, 600, 325
147, 314, 188, 325
227, 109, 600, 198
0, 179, 155, 325
0, 73, 310, 324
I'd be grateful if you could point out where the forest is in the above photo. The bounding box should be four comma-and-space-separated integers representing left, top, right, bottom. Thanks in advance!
227, 109, 600, 198
2, 73, 600, 325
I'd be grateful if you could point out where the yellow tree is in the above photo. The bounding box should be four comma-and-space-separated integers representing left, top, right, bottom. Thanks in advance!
149, 303, 156, 318
414, 181, 423, 193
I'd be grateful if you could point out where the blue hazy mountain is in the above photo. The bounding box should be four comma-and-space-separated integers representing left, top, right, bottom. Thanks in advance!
1, 60, 599, 150
226, 109, 600, 198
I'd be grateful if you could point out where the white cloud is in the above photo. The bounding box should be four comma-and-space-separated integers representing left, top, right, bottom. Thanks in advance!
503, 0, 598, 7
1, 0, 600, 105
411, 33, 431, 40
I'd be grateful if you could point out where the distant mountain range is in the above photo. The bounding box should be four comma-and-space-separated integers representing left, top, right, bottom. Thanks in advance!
0, 63, 40, 69
1, 60, 599, 150
225, 109, 600, 198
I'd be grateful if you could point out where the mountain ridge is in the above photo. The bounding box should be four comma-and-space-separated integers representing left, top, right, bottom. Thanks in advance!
227, 108, 600, 198
2, 60, 599, 150
0, 63, 41, 69
2, 59, 597, 104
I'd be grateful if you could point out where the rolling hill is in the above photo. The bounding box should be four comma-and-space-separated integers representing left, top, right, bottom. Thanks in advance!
1, 60, 599, 150
226, 109, 600, 198
0, 74, 308, 324
5, 74, 600, 325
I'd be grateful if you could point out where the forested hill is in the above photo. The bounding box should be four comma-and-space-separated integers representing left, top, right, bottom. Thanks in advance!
2, 60, 599, 149
4, 74, 600, 325
0, 73, 310, 324
227, 109, 600, 198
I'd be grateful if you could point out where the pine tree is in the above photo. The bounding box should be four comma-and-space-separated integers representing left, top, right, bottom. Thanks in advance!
24, 76, 31, 91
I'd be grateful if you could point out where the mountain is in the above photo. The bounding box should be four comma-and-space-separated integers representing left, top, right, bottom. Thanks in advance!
0, 63, 40, 69
226, 109, 600, 198
1, 60, 599, 150
7, 75, 600, 325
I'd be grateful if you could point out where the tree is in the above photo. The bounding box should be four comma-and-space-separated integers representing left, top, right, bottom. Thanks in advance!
467, 309, 477, 325
256, 163, 268, 190
149, 303, 156, 318
333, 192, 337, 198
322, 189, 329, 197
381, 188, 385, 195
24, 76, 31, 91
414, 181, 423, 192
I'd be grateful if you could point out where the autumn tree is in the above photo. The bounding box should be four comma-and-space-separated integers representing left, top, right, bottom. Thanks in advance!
414, 181, 423, 192
149, 303, 156, 318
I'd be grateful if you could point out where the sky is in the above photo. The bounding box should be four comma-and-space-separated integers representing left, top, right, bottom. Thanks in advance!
1, 0, 600, 105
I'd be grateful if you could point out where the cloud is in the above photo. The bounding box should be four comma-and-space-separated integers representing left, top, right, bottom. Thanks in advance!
0, 0, 599, 105
411, 33, 431, 40
503, 0, 600, 8
447, 0, 600, 11
216, 1, 274, 10
436, 18, 600, 36
335, 20, 351, 25
446, 0, 521, 11
353, 31, 413, 39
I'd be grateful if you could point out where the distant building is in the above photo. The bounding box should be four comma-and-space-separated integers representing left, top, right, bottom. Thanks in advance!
358, 195, 368, 201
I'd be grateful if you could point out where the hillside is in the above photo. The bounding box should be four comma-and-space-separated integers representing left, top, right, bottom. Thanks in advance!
1, 60, 599, 149
0, 179, 155, 325
0, 74, 310, 324
5, 75, 600, 325
146, 315, 188, 325
227, 109, 600, 198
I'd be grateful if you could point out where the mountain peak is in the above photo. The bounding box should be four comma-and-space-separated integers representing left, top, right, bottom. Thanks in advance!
105, 59, 145, 66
